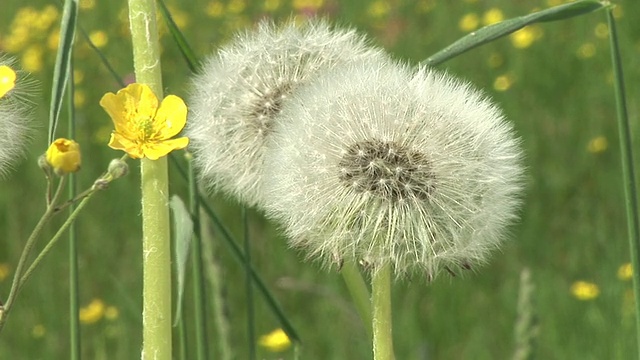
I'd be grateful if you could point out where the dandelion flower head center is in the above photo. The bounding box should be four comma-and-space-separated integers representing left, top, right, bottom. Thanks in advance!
249, 82, 292, 136
338, 139, 435, 201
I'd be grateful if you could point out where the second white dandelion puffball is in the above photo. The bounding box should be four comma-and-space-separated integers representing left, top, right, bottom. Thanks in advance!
263, 58, 524, 278
186, 20, 384, 207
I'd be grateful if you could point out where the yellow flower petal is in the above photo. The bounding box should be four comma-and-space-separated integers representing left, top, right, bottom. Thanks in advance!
0, 65, 17, 98
143, 137, 189, 160
46, 138, 82, 174
258, 328, 291, 352
570, 281, 599, 301
108, 132, 145, 159
154, 95, 188, 139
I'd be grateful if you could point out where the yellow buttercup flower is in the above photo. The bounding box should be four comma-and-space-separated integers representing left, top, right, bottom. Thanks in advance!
100, 83, 189, 160
46, 138, 82, 174
258, 328, 291, 352
618, 263, 633, 281
0, 65, 16, 98
79, 298, 106, 324
570, 281, 600, 301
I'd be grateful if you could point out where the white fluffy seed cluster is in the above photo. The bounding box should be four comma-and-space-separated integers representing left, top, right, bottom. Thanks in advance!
186, 19, 385, 207
0, 56, 35, 178
187, 20, 524, 278
262, 58, 523, 277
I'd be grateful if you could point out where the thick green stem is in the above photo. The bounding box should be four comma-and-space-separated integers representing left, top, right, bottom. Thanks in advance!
607, 7, 640, 356
127, 0, 171, 358
371, 263, 395, 360
340, 262, 372, 337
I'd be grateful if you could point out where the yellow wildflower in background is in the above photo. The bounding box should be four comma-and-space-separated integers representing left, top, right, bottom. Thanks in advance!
100, 83, 189, 160
21, 45, 44, 73
576, 43, 596, 59
510, 26, 543, 49
258, 328, 291, 352
618, 263, 633, 281
206, 1, 224, 17
293, 0, 324, 10
0, 263, 10, 282
46, 138, 82, 175
105, 306, 120, 320
79, 298, 106, 324
570, 281, 600, 300
482, 8, 504, 26
32, 324, 46, 338
368, 0, 391, 18
493, 73, 515, 92
594, 23, 608, 39
459, 13, 479, 32
89, 30, 109, 48
0, 65, 16, 98
586, 136, 607, 153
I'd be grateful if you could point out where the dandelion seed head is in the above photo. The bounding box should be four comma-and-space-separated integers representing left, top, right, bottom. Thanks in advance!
263, 58, 524, 278
186, 19, 384, 207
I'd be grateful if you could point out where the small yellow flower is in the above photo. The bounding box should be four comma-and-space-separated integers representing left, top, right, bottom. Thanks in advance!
0, 263, 10, 282
0, 65, 16, 98
493, 73, 515, 92
576, 43, 596, 59
32, 324, 46, 338
89, 30, 109, 48
594, 23, 608, 39
100, 83, 189, 160
258, 328, 291, 352
482, 8, 504, 26
570, 281, 600, 301
510, 26, 543, 49
459, 13, 479, 32
105, 306, 120, 320
586, 136, 607, 153
618, 263, 633, 281
79, 298, 106, 324
46, 138, 82, 174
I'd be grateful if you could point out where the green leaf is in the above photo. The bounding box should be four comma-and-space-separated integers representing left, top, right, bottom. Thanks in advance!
156, 0, 199, 72
424, 0, 606, 66
48, 0, 79, 144
170, 195, 194, 326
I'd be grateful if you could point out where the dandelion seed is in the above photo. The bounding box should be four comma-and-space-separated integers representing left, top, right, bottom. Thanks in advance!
263, 58, 524, 278
186, 19, 384, 207
0, 56, 36, 178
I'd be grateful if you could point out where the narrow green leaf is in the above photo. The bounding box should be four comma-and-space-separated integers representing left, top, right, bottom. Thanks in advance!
78, 26, 125, 88
425, 0, 605, 66
156, 0, 199, 72
48, 0, 79, 144
170, 195, 194, 326
606, 6, 640, 353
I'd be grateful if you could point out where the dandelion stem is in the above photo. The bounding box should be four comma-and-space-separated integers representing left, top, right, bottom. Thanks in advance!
243, 207, 256, 360
127, 0, 172, 357
371, 263, 395, 360
606, 7, 640, 356
340, 262, 372, 337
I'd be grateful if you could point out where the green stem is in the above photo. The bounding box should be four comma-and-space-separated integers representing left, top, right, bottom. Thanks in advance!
371, 263, 394, 360
340, 262, 372, 338
67, 61, 81, 360
243, 208, 256, 360
188, 155, 209, 360
0, 177, 67, 333
607, 7, 640, 356
127, 0, 171, 357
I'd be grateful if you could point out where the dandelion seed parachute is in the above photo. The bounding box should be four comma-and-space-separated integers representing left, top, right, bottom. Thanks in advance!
263, 58, 524, 278
0, 55, 35, 178
186, 19, 385, 207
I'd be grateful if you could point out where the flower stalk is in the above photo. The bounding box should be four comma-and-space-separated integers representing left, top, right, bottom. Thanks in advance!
371, 263, 395, 360
126, 0, 172, 358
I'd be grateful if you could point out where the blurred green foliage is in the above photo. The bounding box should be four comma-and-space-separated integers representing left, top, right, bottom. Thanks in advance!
1, 0, 639, 359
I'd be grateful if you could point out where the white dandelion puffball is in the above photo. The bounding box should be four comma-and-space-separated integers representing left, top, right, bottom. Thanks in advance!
186, 19, 385, 207
263, 58, 524, 278
0, 56, 35, 178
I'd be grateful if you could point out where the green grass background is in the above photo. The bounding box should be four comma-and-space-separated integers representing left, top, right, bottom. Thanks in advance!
1, 0, 639, 359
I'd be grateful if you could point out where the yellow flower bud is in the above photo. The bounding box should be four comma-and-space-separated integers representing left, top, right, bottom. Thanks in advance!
46, 138, 81, 175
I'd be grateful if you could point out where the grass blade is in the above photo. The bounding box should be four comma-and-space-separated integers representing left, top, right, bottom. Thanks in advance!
606, 6, 640, 355
48, 0, 78, 144
424, 0, 605, 66
170, 195, 194, 326
156, 0, 198, 72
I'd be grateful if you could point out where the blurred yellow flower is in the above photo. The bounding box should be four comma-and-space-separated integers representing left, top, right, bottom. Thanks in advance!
368, 0, 391, 17
493, 73, 515, 92
482, 8, 504, 26
570, 281, 600, 301
79, 298, 106, 324
80, 0, 96, 10
21, 45, 44, 73
47, 31, 60, 50
586, 136, 607, 153
0, 263, 10, 282
510, 26, 543, 49
618, 263, 633, 281
32, 324, 46, 338
487, 52, 503, 68
206, 1, 224, 17
100, 83, 189, 160
594, 23, 608, 39
0, 65, 16, 98
73, 70, 84, 85
258, 328, 291, 352
89, 30, 109, 48
46, 138, 82, 175
459, 13, 479, 32
293, 0, 324, 10
227, 0, 246, 14
105, 306, 120, 320
74, 90, 86, 108
576, 43, 596, 59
